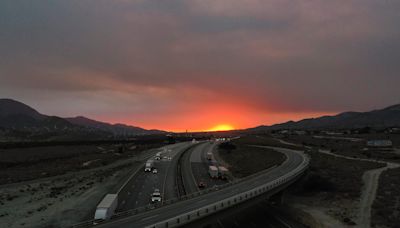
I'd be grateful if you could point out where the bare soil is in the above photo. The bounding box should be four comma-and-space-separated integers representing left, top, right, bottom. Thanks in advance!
0, 143, 160, 185
0, 159, 141, 228
372, 167, 400, 228
284, 134, 400, 163
217, 135, 289, 178
0, 142, 161, 228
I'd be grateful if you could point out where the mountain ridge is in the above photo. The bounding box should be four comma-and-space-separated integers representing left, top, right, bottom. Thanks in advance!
0, 98, 165, 140
250, 104, 400, 131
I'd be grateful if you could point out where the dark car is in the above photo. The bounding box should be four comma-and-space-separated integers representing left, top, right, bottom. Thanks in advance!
198, 181, 207, 189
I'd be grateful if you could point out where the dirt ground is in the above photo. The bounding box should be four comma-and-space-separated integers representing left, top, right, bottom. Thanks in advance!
287, 150, 385, 227
217, 136, 286, 178
372, 167, 400, 228
0, 148, 156, 228
280, 136, 399, 228
222, 135, 391, 227
0, 143, 161, 185
284, 134, 400, 164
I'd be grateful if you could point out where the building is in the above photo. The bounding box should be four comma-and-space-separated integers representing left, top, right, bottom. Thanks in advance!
366, 140, 393, 148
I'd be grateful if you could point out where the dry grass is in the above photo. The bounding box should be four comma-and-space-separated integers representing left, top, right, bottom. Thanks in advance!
285, 135, 400, 163
0, 143, 160, 185
218, 136, 287, 178
235, 135, 303, 150
297, 150, 385, 200
372, 167, 400, 228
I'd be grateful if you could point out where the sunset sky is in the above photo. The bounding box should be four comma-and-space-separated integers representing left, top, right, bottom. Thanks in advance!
1, 1, 400, 132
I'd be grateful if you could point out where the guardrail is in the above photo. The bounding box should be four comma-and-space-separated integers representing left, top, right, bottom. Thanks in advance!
72, 152, 310, 228
146, 154, 310, 228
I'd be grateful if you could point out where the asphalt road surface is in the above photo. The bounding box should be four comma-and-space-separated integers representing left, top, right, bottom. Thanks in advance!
98, 147, 307, 228
117, 142, 193, 211
183, 141, 227, 194
183, 144, 306, 228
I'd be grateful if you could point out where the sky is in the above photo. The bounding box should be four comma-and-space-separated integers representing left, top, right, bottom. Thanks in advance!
1, 0, 400, 132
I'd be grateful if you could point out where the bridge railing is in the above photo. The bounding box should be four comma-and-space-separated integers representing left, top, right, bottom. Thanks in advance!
72, 153, 310, 228
146, 154, 310, 228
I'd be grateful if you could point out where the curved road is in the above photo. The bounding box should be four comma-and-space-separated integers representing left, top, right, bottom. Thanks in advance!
116, 142, 194, 211
96, 147, 308, 228
180, 141, 227, 195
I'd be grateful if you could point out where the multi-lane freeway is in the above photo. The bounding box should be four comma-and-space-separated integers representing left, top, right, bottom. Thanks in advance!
180, 141, 227, 195
91, 145, 308, 228
117, 142, 194, 211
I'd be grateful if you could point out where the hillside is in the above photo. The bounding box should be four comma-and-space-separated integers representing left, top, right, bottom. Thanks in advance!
251, 104, 400, 131
66, 116, 165, 135
0, 98, 165, 141
0, 99, 73, 130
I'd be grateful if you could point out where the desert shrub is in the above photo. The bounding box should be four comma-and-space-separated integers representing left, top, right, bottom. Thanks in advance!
303, 174, 336, 192
218, 142, 236, 152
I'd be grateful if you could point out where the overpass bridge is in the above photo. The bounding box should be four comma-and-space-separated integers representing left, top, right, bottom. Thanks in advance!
73, 147, 309, 228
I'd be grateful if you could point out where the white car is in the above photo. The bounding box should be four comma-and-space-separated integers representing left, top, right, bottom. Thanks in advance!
152, 168, 158, 174
151, 189, 162, 203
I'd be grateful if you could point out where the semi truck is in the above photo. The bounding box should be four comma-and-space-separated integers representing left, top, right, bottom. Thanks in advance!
218, 166, 229, 180
208, 165, 218, 178
94, 194, 118, 220
145, 159, 154, 172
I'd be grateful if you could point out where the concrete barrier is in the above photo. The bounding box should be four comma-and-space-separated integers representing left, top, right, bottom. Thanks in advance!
146, 155, 310, 228
72, 152, 309, 228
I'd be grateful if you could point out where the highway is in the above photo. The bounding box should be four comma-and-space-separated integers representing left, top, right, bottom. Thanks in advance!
95, 146, 308, 228
117, 142, 194, 211
181, 141, 228, 195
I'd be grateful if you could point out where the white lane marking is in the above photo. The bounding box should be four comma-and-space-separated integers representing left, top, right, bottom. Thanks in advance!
140, 214, 159, 221
195, 199, 207, 204
274, 215, 293, 228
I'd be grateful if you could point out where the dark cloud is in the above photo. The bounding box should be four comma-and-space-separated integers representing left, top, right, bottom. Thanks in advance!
1, 0, 400, 130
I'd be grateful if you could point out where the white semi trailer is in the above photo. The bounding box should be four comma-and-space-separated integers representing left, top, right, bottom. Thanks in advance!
209, 165, 218, 178
94, 194, 118, 220
218, 166, 229, 180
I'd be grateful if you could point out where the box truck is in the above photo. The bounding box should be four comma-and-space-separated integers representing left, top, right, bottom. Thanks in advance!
145, 159, 154, 172
209, 165, 218, 178
94, 194, 118, 220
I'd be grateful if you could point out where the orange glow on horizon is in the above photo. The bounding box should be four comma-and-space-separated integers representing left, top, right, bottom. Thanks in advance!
206, 124, 235, 132
98, 110, 335, 133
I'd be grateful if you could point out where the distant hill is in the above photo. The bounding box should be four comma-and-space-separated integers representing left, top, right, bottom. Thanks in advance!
250, 104, 400, 131
0, 99, 43, 119
0, 99, 73, 130
0, 98, 165, 140
66, 116, 165, 135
